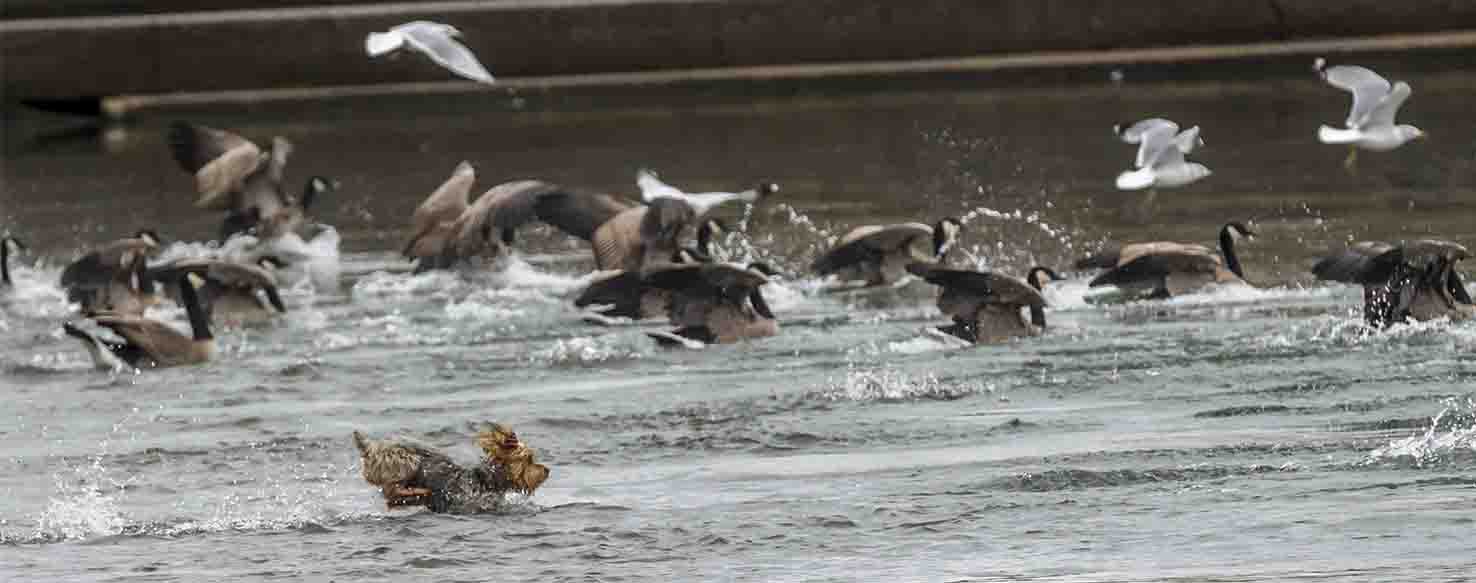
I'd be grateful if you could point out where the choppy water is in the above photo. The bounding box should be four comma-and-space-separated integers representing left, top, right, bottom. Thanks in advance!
4, 64, 1476, 581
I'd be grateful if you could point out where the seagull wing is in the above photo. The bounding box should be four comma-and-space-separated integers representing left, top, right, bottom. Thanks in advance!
1321, 65, 1392, 129
637, 169, 686, 203
1172, 126, 1202, 154
365, 30, 406, 57
1117, 118, 1178, 145
400, 25, 495, 84
1136, 123, 1183, 169
1361, 81, 1412, 130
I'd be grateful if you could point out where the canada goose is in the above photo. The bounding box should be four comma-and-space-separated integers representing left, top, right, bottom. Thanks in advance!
60, 229, 163, 311
166, 121, 337, 240
1313, 239, 1472, 326
2, 236, 28, 288
352, 423, 549, 513
402, 161, 477, 272
909, 263, 1061, 344
85, 254, 160, 316
1314, 59, 1425, 169
811, 218, 962, 287
442, 175, 775, 272
641, 262, 779, 347
148, 257, 287, 325
1113, 118, 1211, 190
229, 176, 338, 241
573, 218, 727, 322
63, 272, 214, 369
1077, 222, 1255, 299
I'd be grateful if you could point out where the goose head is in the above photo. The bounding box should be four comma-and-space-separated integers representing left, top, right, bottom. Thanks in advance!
1222, 222, 1256, 242
256, 256, 287, 271
932, 217, 963, 259
134, 229, 163, 249
1027, 266, 1065, 291
696, 218, 728, 257
301, 176, 339, 210
3, 236, 27, 256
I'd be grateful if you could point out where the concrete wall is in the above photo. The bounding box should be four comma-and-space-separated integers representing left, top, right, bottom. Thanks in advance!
5, 0, 1476, 100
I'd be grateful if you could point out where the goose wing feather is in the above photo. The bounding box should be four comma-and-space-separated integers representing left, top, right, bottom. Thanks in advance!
812, 223, 931, 274
1312, 241, 1400, 284
1090, 247, 1221, 288
403, 162, 475, 257
167, 122, 267, 210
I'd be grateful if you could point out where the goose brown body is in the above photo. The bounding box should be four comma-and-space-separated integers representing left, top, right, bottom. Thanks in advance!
63, 272, 215, 369
909, 263, 1059, 344
167, 122, 333, 240
1080, 222, 1254, 298
642, 262, 778, 345
60, 231, 162, 313
812, 218, 961, 286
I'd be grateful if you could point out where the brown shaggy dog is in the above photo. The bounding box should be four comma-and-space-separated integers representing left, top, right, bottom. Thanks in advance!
352, 423, 550, 513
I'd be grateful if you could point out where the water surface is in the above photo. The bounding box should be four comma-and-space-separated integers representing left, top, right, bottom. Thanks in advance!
3, 65, 1476, 581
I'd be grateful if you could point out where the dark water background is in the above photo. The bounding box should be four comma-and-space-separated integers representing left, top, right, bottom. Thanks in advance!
2, 60, 1476, 581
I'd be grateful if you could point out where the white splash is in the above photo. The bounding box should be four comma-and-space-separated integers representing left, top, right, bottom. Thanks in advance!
30, 427, 136, 542
1369, 397, 1476, 467
1, 261, 70, 319
812, 363, 992, 401
534, 335, 646, 366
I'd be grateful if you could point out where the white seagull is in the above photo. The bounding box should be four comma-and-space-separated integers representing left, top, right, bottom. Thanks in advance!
366, 21, 495, 85
1315, 59, 1424, 168
1113, 118, 1210, 191
635, 169, 778, 216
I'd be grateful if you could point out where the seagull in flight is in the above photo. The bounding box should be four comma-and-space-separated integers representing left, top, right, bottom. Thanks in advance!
1314, 58, 1424, 169
1113, 118, 1210, 191
366, 21, 495, 85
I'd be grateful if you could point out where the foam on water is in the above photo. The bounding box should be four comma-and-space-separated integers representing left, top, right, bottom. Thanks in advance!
1369, 397, 1476, 467
1, 263, 71, 320
533, 334, 650, 366
811, 362, 993, 402
490, 256, 591, 295
218, 228, 343, 294
352, 269, 469, 300
1256, 313, 1476, 351
25, 426, 135, 543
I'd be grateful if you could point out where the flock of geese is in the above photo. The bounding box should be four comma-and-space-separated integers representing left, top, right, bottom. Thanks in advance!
1, 116, 1466, 370
2, 35, 1471, 511
0, 49, 1463, 367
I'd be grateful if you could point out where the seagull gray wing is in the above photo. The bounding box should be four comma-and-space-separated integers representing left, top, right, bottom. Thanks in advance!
1321, 65, 1391, 129
1361, 81, 1412, 130
1117, 118, 1178, 146
1136, 123, 1183, 169
637, 169, 686, 203
1172, 126, 1202, 155
400, 25, 495, 84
